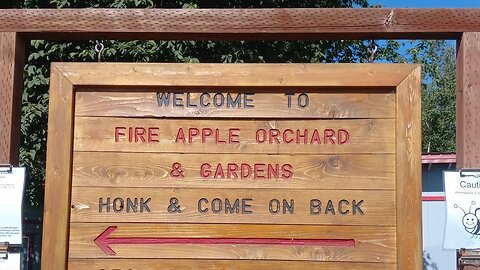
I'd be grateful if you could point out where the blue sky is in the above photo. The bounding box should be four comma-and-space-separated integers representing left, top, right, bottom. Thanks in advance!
376, 0, 480, 8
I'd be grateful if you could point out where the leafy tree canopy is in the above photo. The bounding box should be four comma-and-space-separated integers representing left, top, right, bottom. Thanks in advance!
407, 40, 456, 153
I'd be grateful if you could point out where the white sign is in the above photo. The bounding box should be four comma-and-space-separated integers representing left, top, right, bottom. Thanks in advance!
0, 253, 20, 270
444, 171, 480, 249
0, 167, 25, 245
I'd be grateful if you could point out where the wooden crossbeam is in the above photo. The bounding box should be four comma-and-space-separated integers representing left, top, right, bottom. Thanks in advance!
0, 8, 478, 40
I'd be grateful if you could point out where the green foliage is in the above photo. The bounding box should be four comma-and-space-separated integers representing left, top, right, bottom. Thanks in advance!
407, 40, 456, 153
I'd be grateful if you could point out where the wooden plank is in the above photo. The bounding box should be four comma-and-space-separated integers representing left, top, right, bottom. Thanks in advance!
68, 259, 396, 270
395, 66, 422, 269
41, 65, 75, 270
68, 223, 396, 262
456, 32, 480, 169
457, 33, 480, 270
0, 32, 24, 165
73, 117, 395, 154
2, 9, 480, 40
75, 91, 395, 119
72, 152, 395, 190
70, 187, 395, 225
54, 63, 420, 88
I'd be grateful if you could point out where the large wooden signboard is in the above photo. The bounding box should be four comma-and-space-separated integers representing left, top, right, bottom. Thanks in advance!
41, 63, 421, 270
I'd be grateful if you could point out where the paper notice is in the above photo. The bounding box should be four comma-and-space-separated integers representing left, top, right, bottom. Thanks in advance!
0, 253, 20, 270
0, 168, 25, 245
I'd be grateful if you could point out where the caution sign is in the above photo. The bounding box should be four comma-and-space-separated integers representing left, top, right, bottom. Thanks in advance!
42, 63, 422, 270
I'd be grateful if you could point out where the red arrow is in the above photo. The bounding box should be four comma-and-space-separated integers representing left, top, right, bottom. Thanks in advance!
95, 226, 356, 256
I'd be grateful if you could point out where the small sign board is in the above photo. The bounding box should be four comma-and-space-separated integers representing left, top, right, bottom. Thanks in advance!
42, 63, 422, 270
0, 167, 24, 245
444, 171, 480, 249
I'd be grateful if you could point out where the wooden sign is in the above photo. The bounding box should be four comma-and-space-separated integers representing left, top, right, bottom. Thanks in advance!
42, 63, 422, 270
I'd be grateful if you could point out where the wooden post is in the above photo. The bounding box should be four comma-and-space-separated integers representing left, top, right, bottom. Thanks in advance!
457, 32, 480, 270
0, 32, 24, 166
457, 32, 480, 170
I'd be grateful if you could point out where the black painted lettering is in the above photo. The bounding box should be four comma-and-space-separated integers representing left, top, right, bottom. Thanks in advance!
283, 199, 294, 214
310, 199, 321, 214
353, 200, 364, 215
244, 93, 254, 108
200, 93, 210, 107
126, 198, 138, 213
186, 93, 197, 107
113, 198, 124, 213
325, 200, 335, 215
242, 198, 253, 214
285, 93, 294, 108
227, 93, 241, 108
269, 199, 280, 214
338, 199, 350, 215
156, 93, 171, 107
298, 93, 309, 108
140, 198, 151, 213
198, 198, 208, 213
212, 198, 223, 213
213, 93, 225, 108
225, 198, 240, 214
99, 197, 110, 213
173, 93, 183, 107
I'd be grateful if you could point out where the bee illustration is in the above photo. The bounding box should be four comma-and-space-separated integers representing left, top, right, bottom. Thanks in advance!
455, 201, 480, 238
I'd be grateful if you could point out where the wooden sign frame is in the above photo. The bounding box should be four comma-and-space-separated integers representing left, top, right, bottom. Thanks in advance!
43, 62, 421, 269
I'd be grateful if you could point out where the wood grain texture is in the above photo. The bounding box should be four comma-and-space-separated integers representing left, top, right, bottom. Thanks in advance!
395, 65, 422, 269
68, 223, 396, 262
70, 187, 395, 225
457, 32, 480, 270
1, 9, 480, 40
74, 117, 395, 154
53, 63, 420, 87
456, 32, 480, 169
41, 64, 75, 270
0, 32, 24, 165
75, 91, 395, 119
72, 152, 395, 189
68, 259, 396, 270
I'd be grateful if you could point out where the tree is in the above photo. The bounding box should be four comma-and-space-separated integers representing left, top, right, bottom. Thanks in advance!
407, 40, 456, 153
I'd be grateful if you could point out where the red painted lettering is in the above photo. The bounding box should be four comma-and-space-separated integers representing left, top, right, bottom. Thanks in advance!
324, 129, 335, 144
254, 163, 266, 179
215, 129, 227, 144
115, 127, 126, 142
175, 128, 186, 143
189, 128, 200, 143
227, 163, 239, 178
338, 129, 349, 144
229, 128, 240, 144
241, 164, 252, 178
214, 163, 225, 178
128, 127, 133, 142
269, 129, 280, 144
135, 127, 146, 143
200, 163, 211, 178
256, 129, 267, 143
281, 164, 293, 179
202, 128, 213, 143
267, 164, 279, 179
148, 128, 159, 143
310, 129, 321, 144
296, 129, 308, 144
283, 129, 294, 144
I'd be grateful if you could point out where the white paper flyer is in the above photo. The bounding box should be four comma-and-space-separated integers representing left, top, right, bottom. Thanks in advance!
444, 171, 480, 249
